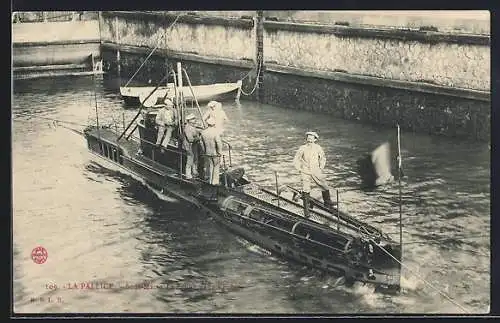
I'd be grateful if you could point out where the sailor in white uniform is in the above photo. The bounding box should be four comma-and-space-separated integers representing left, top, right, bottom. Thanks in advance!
155, 99, 177, 149
293, 131, 334, 209
203, 101, 228, 135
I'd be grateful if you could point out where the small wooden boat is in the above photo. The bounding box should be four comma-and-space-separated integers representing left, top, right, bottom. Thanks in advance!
120, 81, 242, 107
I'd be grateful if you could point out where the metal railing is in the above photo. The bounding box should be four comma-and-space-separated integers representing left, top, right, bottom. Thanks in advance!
121, 122, 233, 183
221, 140, 232, 167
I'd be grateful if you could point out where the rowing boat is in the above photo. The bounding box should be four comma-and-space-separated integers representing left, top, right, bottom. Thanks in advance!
120, 81, 242, 107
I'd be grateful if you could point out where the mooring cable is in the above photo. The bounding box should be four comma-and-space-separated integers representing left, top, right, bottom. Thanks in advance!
14, 114, 122, 132
240, 65, 261, 96
14, 117, 85, 136
15, 115, 89, 128
368, 237, 471, 314
239, 50, 263, 85
240, 52, 263, 96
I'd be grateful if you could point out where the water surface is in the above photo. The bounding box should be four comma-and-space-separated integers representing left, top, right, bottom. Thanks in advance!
12, 75, 490, 314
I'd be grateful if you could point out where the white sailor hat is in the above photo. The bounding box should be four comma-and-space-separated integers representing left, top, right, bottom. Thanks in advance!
207, 100, 218, 108
305, 131, 319, 139
185, 114, 196, 121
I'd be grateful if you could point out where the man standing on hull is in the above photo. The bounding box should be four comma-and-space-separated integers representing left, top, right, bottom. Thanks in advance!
182, 114, 201, 180
203, 100, 228, 135
293, 131, 334, 210
155, 99, 177, 149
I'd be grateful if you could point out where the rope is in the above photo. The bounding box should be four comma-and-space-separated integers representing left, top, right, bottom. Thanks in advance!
369, 237, 471, 314
240, 66, 256, 82
14, 114, 122, 131
240, 53, 263, 96
14, 118, 85, 135
123, 13, 182, 88
240, 65, 261, 96
18, 115, 89, 128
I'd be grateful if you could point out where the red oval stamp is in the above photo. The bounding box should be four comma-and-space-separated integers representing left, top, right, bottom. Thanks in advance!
31, 246, 48, 264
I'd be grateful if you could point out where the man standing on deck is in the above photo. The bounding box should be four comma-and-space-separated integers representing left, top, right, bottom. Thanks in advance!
203, 101, 228, 135
293, 131, 335, 209
182, 114, 201, 180
155, 99, 177, 149
200, 117, 223, 185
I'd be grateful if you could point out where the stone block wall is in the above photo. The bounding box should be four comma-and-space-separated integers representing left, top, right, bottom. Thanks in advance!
263, 71, 489, 141
264, 27, 489, 91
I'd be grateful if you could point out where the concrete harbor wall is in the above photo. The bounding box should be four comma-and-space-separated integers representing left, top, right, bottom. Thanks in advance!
13, 42, 101, 67
99, 11, 256, 88
12, 20, 101, 67
95, 11, 490, 141
263, 70, 489, 140
101, 12, 255, 60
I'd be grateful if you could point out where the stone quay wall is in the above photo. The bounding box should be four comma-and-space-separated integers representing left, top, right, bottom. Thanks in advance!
98, 11, 490, 141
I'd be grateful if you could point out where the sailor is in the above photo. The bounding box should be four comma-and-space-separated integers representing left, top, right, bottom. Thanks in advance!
203, 101, 228, 135
200, 117, 223, 185
293, 131, 335, 209
155, 99, 177, 149
183, 113, 201, 180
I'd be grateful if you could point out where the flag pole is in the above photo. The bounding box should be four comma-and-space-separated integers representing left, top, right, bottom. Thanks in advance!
397, 124, 403, 262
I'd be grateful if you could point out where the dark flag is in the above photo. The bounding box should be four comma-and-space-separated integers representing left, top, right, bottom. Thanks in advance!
356, 126, 404, 190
